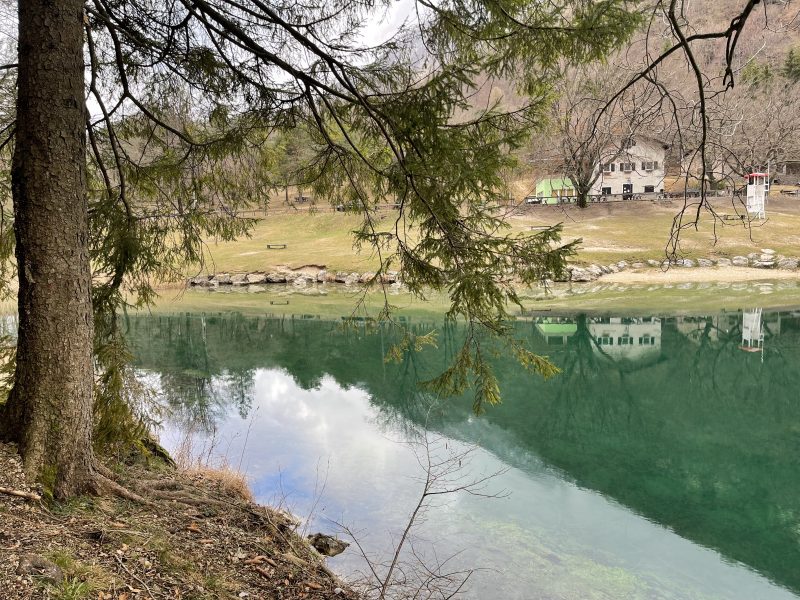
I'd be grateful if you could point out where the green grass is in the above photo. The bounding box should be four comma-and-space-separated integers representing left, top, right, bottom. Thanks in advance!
195, 197, 800, 275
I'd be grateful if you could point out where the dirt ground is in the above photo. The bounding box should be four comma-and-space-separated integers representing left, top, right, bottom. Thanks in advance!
601, 266, 800, 284
0, 443, 356, 600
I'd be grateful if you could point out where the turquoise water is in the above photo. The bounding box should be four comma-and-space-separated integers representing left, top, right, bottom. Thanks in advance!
127, 308, 800, 599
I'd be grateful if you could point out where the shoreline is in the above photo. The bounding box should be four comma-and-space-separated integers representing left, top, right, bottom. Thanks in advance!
0, 442, 357, 600
599, 266, 800, 284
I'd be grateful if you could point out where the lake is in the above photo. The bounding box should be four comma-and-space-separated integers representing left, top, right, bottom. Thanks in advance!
126, 306, 800, 599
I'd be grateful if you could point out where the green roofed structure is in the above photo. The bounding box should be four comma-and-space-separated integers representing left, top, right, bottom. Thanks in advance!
534, 177, 577, 204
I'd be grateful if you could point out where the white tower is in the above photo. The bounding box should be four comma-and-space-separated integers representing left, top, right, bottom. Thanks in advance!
745, 172, 768, 219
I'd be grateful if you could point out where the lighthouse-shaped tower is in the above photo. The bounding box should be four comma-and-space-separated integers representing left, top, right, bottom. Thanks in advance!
745, 172, 768, 219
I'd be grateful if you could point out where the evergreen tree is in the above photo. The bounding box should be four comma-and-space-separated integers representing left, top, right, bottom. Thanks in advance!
784, 48, 800, 83
0, 0, 649, 497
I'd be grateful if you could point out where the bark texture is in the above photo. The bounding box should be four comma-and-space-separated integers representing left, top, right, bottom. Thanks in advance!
0, 0, 96, 498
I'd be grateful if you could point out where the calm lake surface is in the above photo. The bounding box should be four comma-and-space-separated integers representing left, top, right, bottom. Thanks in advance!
126, 307, 800, 599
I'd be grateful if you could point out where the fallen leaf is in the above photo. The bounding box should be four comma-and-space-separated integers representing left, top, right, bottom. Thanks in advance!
307, 582, 322, 590
244, 556, 266, 565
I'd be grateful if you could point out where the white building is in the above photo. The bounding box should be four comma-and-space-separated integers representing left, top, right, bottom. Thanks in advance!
591, 137, 668, 198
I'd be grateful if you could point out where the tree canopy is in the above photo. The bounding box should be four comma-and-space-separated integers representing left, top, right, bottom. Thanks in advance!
0, 0, 786, 497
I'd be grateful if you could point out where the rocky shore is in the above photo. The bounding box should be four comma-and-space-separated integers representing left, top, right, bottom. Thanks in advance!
566, 249, 797, 282
189, 249, 800, 289
189, 265, 401, 288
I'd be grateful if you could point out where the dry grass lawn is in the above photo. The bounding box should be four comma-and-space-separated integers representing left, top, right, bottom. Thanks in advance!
196, 196, 800, 275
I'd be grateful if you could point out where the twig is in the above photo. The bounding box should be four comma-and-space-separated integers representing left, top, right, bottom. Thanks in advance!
0, 486, 41, 502
114, 554, 155, 599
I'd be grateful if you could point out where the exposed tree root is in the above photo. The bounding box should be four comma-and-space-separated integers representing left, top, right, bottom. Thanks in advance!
147, 489, 231, 508
0, 486, 41, 502
92, 462, 151, 505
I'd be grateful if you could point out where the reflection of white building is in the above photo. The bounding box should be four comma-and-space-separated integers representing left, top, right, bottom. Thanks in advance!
588, 317, 661, 361
740, 308, 764, 355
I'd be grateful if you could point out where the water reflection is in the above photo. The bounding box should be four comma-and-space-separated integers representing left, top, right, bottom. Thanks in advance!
126, 309, 800, 598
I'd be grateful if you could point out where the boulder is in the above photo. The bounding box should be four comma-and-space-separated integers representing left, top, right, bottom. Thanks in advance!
307, 533, 349, 557
747, 252, 760, 261
696, 258, 714, 267
587, 265, 603, 277
265, 271, 286, 283
344, 272, 360, 285
570, 268, 595, 282
230, 273, 248, 286
680, 258, 695, 268
753, 260, 775, 269
732, 256, 749, 267
334, 271, 349, 283
245, 273, 266, 284
213, 273, 232, 285
777, 258, 798, 270
359, 272, 376, 284
631, 262, 645, 269
646, 259, 661, 267
760, 248, 776, 255
607, 264, 620, 273
316, 270, 327, 283
616, 260, 629, 270
715, 257, 732, 267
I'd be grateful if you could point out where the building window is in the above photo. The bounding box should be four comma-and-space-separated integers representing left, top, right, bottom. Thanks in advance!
654, 161, 659, 169
638, 335, 656, 345
620, 162, 634, 172
601, 187, 611, 195
644, 185, 655, 193
597, 335, 613, 346
642, 161, 655, 171
622, 138, 635, 150
618, 335, 633, 345
602, 163, 615, 173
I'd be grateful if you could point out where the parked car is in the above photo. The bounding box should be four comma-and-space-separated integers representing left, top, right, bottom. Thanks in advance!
524, 195, 542, 204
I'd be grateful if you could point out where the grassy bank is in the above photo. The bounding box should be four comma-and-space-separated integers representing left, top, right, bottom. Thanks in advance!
196, 197, 800, 275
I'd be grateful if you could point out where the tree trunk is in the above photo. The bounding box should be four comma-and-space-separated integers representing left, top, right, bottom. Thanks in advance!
0, 0, 96, 499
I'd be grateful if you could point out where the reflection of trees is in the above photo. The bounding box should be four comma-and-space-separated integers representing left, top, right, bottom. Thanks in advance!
126, 311, 800, 594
